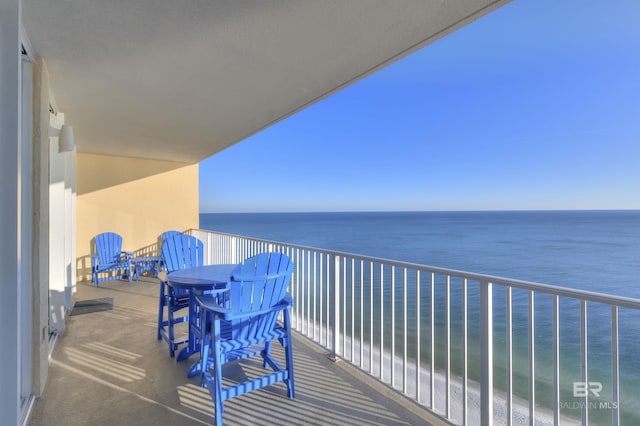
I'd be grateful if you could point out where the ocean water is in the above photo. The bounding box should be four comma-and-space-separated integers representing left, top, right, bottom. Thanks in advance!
200, 210, 640, 424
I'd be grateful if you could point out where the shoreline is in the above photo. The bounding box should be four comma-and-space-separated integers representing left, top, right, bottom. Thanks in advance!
304, 327, 581, 425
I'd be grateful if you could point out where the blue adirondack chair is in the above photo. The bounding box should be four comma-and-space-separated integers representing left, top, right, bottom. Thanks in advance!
157, 232, 204, 357
196, 252, 295, 426
91, 232, 133, 287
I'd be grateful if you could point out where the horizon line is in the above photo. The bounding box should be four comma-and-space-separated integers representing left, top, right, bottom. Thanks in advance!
200, 208, 640, 214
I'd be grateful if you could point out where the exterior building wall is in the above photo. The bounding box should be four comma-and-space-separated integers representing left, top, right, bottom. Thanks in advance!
76, 154, 199, 281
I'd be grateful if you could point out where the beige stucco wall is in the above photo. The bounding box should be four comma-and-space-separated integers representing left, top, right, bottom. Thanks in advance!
76, 153, 199, 280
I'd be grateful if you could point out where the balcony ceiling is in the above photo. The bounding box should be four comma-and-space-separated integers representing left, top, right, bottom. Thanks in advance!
23, 0, 508, 164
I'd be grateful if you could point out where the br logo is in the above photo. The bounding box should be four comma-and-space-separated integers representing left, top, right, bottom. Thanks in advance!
573, 382, 603, 397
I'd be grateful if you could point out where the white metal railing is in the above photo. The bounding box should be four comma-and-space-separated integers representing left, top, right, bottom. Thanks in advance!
187, 228, 640, 426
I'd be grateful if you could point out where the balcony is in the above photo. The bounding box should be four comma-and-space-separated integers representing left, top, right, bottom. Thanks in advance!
29, 277, 434, 426
30, 229, 640, 425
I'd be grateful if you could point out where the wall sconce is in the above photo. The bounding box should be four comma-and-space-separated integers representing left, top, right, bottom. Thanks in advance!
48, 124, 75, 153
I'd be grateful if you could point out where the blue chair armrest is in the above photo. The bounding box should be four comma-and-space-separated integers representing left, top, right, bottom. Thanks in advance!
196, 291, 231, 315
197, 291, 290, 321
219, 302, 291, 321
91, 255, 99, 268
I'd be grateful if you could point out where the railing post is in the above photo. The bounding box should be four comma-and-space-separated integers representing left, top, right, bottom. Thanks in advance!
330, 255, 340, 361
611, 305, 620, 426
480, 280, 493, 426
230, 236, 237, 264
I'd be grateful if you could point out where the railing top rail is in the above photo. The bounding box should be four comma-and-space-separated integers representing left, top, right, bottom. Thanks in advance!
188, 228, 640, 310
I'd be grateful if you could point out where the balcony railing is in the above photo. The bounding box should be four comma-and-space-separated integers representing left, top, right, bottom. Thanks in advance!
187, 228, 640, 426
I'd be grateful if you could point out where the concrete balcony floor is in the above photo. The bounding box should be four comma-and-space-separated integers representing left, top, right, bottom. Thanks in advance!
29, 277, 438, 426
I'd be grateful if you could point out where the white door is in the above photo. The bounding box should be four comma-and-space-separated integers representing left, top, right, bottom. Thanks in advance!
20, 39, 34, 403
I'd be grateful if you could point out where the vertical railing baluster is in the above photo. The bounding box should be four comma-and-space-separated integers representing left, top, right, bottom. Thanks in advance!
233, 235, 237, 262
581, 300, 588, 424
343, 256, 347, 357
307, 250, 311, 336
430, 272, 435, 410
529, 290, 536, 426
219, 234, 222, 262
334, 255, 341, 358
403, 268, 408, 395
320, 253, 324, 343
445, 275, 451, 419
301, 250, 306, 335
369, 261, 374, 374
480, 279, 493, 426
222, 234, 226, 263
462, 278, 468, 426
313, 251, 317, 341
553, 295, 560, 426
611, 305, 620, 426
223, 234, 227, 263
506, 286, 513, 426
416, 270, 421, 403
213, 233, 217, 263
351, 258, 355, 361
380, 263, 384, 381
326, 254, 330, 349
391, 265, 396, 388
208, 232, 213, 263
360, 259, 364, 369
295, 248, 300, 329
319, 252, 323, 345
225, 236, 229, 263
218, 234, 222, 263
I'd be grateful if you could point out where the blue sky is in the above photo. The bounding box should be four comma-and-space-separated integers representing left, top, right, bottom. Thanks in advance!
200, 0, 640, 213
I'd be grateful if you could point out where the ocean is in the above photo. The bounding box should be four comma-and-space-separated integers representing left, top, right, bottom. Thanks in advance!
200, 210, 640, 424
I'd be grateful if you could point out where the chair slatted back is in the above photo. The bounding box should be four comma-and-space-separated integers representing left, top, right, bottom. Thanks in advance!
95, 232, 123, 265
228, 252, 293, 341
161, 232, 204, 273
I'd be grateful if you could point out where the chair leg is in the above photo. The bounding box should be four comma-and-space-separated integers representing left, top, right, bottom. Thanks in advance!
284, 336, 295, 398
157, 282, 166, 340
199, 309, 211, 388
262, 341, 272, 368
167, 301, 176, 358
284, 310, 295, 398
212, 321, 224, 426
